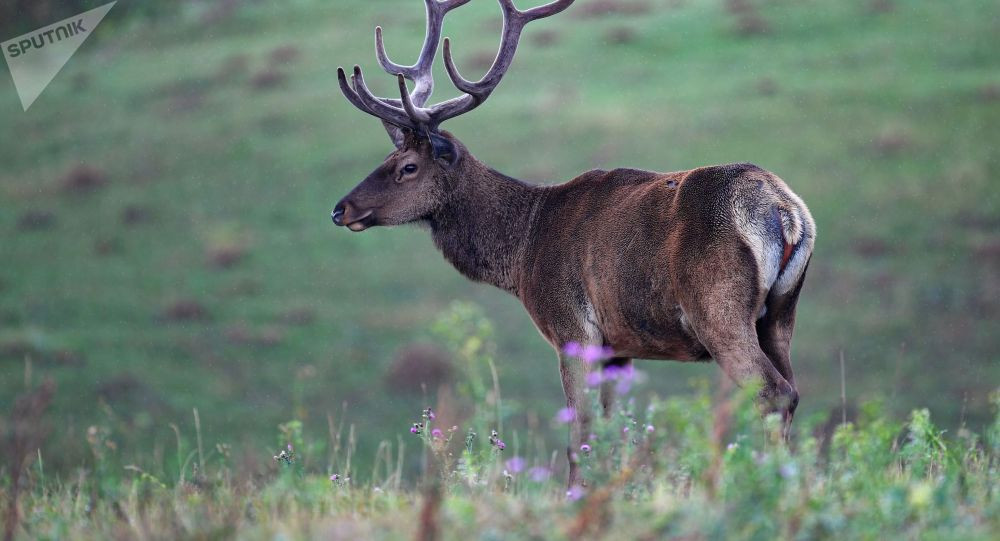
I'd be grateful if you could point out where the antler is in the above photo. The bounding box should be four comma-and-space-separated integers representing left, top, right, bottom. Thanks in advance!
376, 0, 472, 108
338, 0, 575, 137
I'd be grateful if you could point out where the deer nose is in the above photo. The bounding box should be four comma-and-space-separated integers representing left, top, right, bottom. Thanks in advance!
331, 203, 345, 226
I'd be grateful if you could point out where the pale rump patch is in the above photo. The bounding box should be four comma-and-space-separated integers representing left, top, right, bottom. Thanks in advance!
733, 203, 781, 294
773, 191, 815, 296
773, 240, 810, 296
734, 181, 815, 298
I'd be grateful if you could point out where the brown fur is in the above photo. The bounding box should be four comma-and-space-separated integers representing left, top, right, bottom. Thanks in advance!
333, 134, 816, 487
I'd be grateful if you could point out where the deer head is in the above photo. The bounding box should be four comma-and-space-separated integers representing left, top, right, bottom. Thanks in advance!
330, 0, 575, 231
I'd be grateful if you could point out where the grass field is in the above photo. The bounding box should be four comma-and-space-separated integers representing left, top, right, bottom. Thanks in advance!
1, 0, 999, 535
5, 374, 999, 539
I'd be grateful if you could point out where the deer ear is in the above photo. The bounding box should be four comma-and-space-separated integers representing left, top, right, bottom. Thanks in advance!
381, 120, 405, 149
428, 132, 460, 167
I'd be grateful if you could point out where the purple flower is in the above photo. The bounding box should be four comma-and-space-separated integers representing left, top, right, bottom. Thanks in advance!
489, 429, 506, 451
623, 426, 630, 433
566, 485, 585, 501
581, 344, 614, 364
528, 466, 551, 482
505, 456, 525, 473
431, 428, 443, 438
580, 443, 591, 453
585, 371, 603, 387
602, 364, 636, 395
329, 474, 339, 482
287, 444, 293, 451
563, 341, 583, 357
555, 407, 576, 424
646, 425, 655, 433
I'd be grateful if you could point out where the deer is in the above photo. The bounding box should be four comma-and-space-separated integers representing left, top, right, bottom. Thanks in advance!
330, 0, 815, 487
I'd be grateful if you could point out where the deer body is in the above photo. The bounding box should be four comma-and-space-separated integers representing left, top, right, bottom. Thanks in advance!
331, 0, 815, 487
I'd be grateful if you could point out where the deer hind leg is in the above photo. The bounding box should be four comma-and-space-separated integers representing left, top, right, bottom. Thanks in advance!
675, 250, 798, 436
757, 258, 811, 403
599, 357, 632, 417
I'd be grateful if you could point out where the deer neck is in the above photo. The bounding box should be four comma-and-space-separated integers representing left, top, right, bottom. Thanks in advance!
427, 162, 542, 295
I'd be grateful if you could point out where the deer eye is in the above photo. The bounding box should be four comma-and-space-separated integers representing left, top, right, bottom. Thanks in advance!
402, 164, 418, 174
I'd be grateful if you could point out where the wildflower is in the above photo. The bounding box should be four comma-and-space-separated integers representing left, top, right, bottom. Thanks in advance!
581, 344, 614, 364
727, 442, 739, 451
555, 407, 576, 424
646, 425, 655, 433
431, 428, 443, 439
563, 341, 583, 357
585, 371, 603, 387
422, 407, 435, 421
623, 426, 630, 434
580, 443, 591, 453
566, 485, 585, 501
528, 466, 551, 482
410, 422, 424, 435
273, 447, 295, 465
489, 429, 505, 451
505, 456, 526, 474
329, 473, 349, 486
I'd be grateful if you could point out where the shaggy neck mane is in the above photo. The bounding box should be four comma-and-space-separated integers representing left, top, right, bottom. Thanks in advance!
427, 156, 543, 295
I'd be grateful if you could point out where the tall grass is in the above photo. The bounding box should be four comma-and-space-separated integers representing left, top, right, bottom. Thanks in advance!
2, 304, 998, 540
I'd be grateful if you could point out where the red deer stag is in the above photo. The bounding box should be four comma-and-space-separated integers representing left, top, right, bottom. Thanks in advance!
331, 0, 816, 486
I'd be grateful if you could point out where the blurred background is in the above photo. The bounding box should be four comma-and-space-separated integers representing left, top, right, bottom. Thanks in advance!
1, 0, 997, 477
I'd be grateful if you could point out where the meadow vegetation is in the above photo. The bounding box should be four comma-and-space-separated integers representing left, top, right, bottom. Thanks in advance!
3, 305, 998, 539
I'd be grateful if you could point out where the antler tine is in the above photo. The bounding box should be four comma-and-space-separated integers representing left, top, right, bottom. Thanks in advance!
519, 0, 576, 20
337, 67, 375, 115
397, 74, 432, 124
339, 66, 410, 125
439, 0, 575, 115
375, 0, 473, 108
348, 65, 416, 129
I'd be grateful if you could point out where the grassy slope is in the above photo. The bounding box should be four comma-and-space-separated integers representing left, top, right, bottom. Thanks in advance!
0, 0, 998, 474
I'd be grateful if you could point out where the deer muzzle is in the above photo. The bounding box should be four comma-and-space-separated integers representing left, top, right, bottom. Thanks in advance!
331, 201, 375, 232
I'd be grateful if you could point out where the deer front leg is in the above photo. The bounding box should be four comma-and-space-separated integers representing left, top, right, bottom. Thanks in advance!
559, 351, 590, 489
